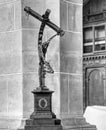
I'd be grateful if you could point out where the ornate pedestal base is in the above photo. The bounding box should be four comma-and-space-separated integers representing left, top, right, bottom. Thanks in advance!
24, 89, 63, 130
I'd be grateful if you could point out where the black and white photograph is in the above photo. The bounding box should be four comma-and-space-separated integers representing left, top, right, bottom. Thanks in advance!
0, 0, 105, 130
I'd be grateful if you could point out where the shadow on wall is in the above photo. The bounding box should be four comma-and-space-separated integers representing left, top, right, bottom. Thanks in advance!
84, 106, 106, 130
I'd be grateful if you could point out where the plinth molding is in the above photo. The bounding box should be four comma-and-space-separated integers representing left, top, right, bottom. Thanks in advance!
61, 115, 97, 130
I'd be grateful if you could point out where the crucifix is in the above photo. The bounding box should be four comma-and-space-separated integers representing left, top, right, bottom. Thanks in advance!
24, 6, 65, 90
24, 7, 65, 130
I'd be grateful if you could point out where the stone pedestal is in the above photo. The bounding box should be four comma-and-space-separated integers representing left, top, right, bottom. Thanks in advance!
24, 89, 63, 130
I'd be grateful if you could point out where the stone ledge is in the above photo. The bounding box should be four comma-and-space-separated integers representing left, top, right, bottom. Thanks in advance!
25, 125, 63, 130
0, 118, 23, 130
62, 117, 96, 130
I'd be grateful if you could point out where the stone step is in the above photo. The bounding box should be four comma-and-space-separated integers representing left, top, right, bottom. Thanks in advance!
25, 125, 63, 130
25, 118, 61, 126
63, 124, 97, 130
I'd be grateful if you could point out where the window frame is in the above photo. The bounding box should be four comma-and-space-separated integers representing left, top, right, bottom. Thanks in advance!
83, 23, 106, 55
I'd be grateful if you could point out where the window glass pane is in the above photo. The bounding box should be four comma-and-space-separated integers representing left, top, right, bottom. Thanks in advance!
95, 26, 105, 51
83, 27, 93, 53
95, 26, 105, 39
83, 45, 93, 53
84, 27, 93, 42
95, 44, 105, 51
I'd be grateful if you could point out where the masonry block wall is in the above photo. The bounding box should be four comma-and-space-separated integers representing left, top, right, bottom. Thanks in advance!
60, 0, 83, 118
0, 0, 23, 129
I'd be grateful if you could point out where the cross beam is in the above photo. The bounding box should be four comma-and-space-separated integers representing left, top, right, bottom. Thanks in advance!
24, 6, 64, 36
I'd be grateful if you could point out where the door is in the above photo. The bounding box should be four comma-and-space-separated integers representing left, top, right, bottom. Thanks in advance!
84, 68, 104, 108
88, 69, 104, 106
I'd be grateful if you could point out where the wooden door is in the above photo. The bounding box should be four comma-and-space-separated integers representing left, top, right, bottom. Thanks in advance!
88, 69, 104, 106
84, 68, 105, 108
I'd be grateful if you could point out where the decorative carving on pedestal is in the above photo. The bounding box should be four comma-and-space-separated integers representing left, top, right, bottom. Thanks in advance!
30, 90, 55, 119
24, 6, 65, 130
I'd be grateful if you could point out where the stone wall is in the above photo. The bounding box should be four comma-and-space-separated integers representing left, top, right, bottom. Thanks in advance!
60, 1, 96, 130
0, 0, 23, 129
60, 0, 83, 118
